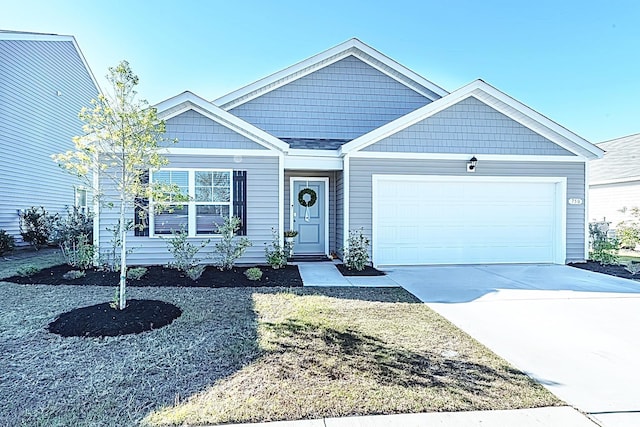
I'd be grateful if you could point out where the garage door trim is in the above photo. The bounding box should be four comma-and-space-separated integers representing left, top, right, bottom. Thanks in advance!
372, 174, 567, 266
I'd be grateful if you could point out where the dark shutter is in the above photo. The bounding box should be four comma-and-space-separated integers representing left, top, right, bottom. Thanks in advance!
233, 171, 247, 236
134, 170, 150, 236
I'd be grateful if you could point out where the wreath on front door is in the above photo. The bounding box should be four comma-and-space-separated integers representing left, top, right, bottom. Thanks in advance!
298, 188, 317, 208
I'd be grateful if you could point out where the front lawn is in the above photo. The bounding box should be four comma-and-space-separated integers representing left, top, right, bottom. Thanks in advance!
0, 271, 559, 426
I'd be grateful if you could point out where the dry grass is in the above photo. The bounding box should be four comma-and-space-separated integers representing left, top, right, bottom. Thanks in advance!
0, 253, 560, 426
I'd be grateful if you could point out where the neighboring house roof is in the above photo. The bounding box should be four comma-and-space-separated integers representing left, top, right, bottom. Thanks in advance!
0, 30, 102, 93
341, 79, 604, 159
590, 133, 640, 185
213, 38, 449, 110
154, 91, 290, 152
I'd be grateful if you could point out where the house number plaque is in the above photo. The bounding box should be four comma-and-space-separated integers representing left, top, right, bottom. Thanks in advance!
568, 198, 583, 205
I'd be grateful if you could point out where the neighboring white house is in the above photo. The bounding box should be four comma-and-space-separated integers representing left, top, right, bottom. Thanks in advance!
96, 38, 604, 266
0, 31, 101, 244
589, 132, 640, 228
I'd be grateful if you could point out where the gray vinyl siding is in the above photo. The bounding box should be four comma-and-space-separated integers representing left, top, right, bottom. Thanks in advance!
164, 110, 266, 149
0, 38, 99, 243
335, 170, 344, 256
230, 55, 431, 141
348, 158, 586, 263
364, 97, 575, 156
98, 155, 280, 266
284, 171, 337, 253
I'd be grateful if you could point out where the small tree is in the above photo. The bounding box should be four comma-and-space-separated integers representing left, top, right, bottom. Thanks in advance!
53, 61, 181, 310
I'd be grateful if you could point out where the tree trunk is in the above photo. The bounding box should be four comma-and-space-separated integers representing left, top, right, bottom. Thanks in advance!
118, 196, 127, 310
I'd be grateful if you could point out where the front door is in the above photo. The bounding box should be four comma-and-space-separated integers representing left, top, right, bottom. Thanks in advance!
291, 178, 327, 255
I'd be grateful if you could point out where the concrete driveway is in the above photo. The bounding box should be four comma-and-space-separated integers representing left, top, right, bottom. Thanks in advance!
385, 264, 640, 427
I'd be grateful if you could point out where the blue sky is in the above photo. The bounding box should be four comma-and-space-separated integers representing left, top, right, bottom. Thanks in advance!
2, 0, 638, 142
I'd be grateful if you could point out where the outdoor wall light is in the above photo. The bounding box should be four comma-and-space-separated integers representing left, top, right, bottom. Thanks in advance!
466, 156, 478, 172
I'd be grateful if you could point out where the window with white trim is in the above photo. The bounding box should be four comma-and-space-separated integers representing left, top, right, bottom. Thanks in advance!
74, 187, 89, 213
151, 169, 232, 236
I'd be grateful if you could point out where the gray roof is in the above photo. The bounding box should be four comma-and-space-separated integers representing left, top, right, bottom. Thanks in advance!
590, 133, 640, 183
281, 138, 351, 150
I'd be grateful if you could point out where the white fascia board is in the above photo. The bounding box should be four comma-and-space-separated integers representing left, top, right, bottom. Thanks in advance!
284, 155, 343, 170
590, 176, 640, 186
0, 32, 103, 95
155, 91, 289, 153
350, 151, 586, 163
165, 148, 280, 157
213, 38, 448, 109
341, 80, 603, 159
287, 149, 341, 158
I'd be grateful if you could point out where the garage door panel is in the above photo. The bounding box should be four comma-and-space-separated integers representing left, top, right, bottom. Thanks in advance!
373, 176, 563, 265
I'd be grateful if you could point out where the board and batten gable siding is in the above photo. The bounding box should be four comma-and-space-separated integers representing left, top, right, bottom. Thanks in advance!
98, 155, 279, 265
164, 110, 267, 150
229, 56, 432, 140
0, 39, 99, 242
348, 158, 586, 263
363, 97, 575, 156
284, 171, 337, 253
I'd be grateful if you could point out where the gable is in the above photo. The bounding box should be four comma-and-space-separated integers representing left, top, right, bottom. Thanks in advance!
229, 55, 432, 141
362, 96, 575, 156
589, 133, 640, 184
165, 110, 267, 150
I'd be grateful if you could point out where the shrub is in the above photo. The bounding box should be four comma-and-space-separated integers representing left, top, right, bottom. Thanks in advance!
16, 264, 41, 277
62, 270, 86, 280
19, 206, 55, 249
127, 267, 148, 280
589, 221, 619, 265
165, 226, 209, 280
264, 228, 287, 269
244, 267, 263, 281
625, 262, 640, 275
0, 229, 15, 256
214, 216, 252, 270
616, 222, 640, 249
343, 228, 370, 271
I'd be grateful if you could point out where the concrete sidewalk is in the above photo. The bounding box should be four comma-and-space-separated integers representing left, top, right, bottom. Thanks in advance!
222, 406, 598, 426
296, 261, 399, 287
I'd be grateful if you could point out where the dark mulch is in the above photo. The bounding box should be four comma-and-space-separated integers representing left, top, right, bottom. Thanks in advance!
568, 260, 640, 281
3, 264, 302, 287
48, 299, 182, 337
336, 264, 386, 276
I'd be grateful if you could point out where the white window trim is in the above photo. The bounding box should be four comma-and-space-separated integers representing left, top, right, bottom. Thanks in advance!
74, 186, 89, 213
150, 168, 234, 238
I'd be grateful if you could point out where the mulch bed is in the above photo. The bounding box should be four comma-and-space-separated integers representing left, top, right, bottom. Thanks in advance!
3, 264, 303, 287
336, 264, 385, 276
48, 299, 182, 338
568, 260, 640, 281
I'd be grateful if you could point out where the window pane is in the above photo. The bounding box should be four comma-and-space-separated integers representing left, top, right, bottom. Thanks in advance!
213, 187, 230, 202
196, 205, 230, 235
213, 171, 230, 187
195, 171, 212, 187
75, 189, 87, 207
154, 206, 188, 235
195, 186, 212, 202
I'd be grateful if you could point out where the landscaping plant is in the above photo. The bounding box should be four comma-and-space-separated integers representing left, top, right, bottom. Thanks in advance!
244, 267, 263, 281
16, 264, 41, 277
265, 228, 287, 269
50, 207, 94, 269
126, 267, 148, 280
214, 216, 252, 270
589, 221, 619, 265
343, 228, 371, 271
19, 206, 55, 250
165, 226, 209, 280
52, 61, 182, 309
616, 206, 640, 249
62, 270, 86, 280
0, 229, 15, 256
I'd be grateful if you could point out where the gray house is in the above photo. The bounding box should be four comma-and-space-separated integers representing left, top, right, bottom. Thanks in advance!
97, 39, 603, 266
0, 31, 100, 244
589, 133, 640, 227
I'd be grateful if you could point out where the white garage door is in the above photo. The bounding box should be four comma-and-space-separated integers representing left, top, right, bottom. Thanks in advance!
372, 175, 566, 266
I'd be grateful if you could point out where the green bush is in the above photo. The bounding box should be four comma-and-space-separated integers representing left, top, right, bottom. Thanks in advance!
0, 229, 15, 256
343, 228, 371, 271
19, 206, 55, 249
214, 216, 252, 270
62, 270, 86, 280
616, 222, 640, 249
589, 222, 619, 265
50, 207, 94, 268
127, 267, 148, 280
264, 228, 287, 269
625, 262, 640, 275
244, 267, 263, 281
165, 226, 209, 280
16, 264, 41, 277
